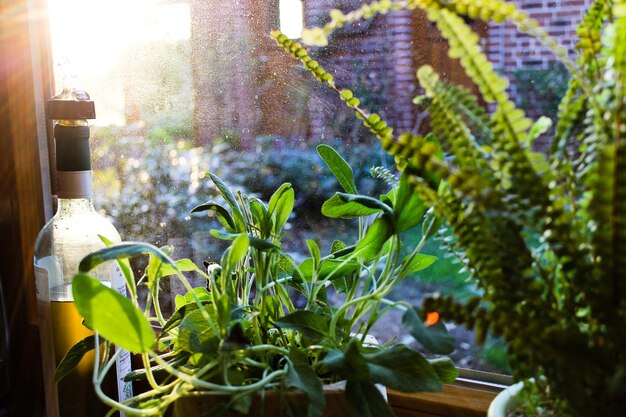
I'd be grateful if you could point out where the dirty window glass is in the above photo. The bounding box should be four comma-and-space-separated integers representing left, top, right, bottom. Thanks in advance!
47, 0, 583, 375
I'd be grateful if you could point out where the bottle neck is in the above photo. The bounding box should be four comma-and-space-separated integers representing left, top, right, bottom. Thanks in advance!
54, 120, 93, 199
56, 171, 93, 199
56, 198, 96, 215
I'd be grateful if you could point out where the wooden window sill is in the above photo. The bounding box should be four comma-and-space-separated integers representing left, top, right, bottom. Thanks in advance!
389, 383, 500, 417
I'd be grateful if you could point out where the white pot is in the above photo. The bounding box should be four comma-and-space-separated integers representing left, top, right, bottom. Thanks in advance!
487, 381, 524, 417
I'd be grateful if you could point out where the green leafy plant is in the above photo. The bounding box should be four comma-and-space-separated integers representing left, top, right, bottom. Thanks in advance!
273, 0, 626, 415
59, 145, 456, 416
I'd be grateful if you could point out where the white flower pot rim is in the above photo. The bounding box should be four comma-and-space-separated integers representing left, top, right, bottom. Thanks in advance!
487, 381, 525, 417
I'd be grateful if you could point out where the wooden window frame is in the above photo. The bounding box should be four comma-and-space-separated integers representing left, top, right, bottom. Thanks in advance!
1, 0, 54, 415
389, 370, 509, 417
0, 1, 507, 416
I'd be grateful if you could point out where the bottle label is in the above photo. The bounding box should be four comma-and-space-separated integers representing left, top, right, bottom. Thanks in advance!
57, 171, 92, 198
112, 264, 133, 414
35, 265, 50, 302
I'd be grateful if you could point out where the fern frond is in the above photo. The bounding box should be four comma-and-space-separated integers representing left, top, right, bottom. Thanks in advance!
370, 166, 398, 186
552, 1, 611, 157
414, 176, 542, 331
427, 8, 553, 207
271, 30, 394, 143
552, 0, 610, 163
419, 67, 493, 144
552, 79, 586, 157
588, 144, 616, 301
422, 9, 595, 316
428, 8, 508, 104
576, 0, 609, 80
587, 3, 626, 324
417, 65, 495, 184
608, 4, 626, 145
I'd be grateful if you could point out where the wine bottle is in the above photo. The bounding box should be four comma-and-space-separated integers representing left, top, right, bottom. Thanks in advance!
34, 75, 132, 417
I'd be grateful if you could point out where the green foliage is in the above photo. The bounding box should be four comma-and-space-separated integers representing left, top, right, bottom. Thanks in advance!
62, 146, 455, 416
91, 131, 391, 246
276, 0, 626, 415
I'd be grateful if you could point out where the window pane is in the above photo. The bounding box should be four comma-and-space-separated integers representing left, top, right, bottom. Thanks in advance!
47, 0, 582, 376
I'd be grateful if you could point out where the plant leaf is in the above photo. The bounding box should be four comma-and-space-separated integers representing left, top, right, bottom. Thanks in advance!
162, 299, 211, 335
394, 172, 427, 232
78, 242, 174, 274
307, 240, 321, 272
215, 293, 231, 335
345, 379, 395, 417
429, 357, 458, 384
147, 252, 165, 288
421, 208, 443, 240
321, 193, 382, 219
269, 183, 295, 232
153, 259, 206, 280
208, 172, 246, 232
98, 235, 136, 298
321, 340, 369, 381
297, 258, 360, 282
177, 309, 219, 354
210, 230, 279, 251
402, 254, 437, 275
286, 348, 325, 417
354, 217, 394, 262
176, 287, 211, 310
55, 335, 97, 383
191, 200, 237, 232
402, 307, 455, 355
364, 344, 443, 392
274, 310, 329, 340
227, 233, 249, 271
249, 198, 270, 234
72, 273, 155, 353
317, 144, 357, 194
338, 193, 393, 218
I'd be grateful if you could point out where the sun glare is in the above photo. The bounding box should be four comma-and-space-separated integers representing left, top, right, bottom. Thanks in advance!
47, 0, 191, 125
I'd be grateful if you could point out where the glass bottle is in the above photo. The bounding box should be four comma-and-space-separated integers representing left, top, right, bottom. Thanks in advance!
34, 76, 132, 417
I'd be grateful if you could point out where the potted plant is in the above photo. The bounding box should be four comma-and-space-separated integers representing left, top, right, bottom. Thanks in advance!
57, 144, 457, 417
272, 0, 626, 415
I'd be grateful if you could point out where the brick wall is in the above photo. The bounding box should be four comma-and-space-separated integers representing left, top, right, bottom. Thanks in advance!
486, 0, 590, 72
301, 0, 590, 144
188, 0, 590, 147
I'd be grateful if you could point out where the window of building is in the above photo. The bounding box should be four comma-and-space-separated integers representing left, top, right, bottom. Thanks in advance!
279, 0, 304, 39
43, 0, 582, 383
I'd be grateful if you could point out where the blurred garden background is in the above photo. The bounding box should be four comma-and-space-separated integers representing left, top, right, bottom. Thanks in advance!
48, 0, 585, 374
